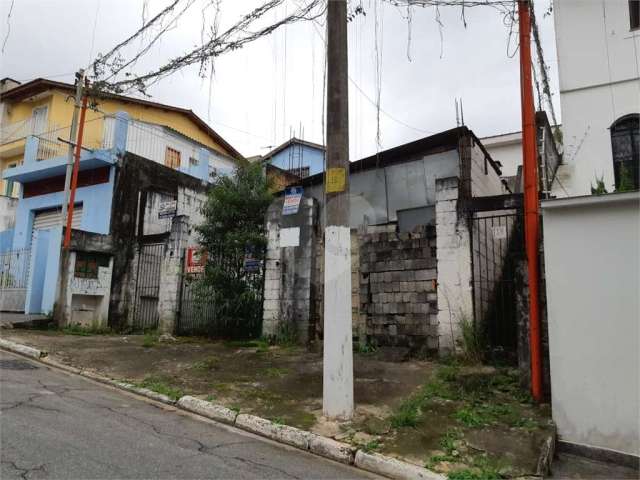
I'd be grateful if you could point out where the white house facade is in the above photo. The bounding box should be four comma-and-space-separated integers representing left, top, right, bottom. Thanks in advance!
553, 0, 640, 196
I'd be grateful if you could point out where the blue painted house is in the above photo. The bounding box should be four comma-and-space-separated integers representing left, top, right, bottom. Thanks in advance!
0, 80, 241, 322
261, 138, 325, 179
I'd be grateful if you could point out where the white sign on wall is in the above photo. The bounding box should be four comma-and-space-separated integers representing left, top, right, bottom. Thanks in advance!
492, 225, 507, 240
279, 227, 300, 248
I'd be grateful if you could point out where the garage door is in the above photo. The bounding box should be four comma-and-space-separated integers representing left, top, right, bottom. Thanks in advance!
32, 205, 83, 243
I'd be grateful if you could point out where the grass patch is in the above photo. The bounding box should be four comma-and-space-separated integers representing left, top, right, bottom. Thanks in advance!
62, 324, 112, 336
142, 331, 160, 348
390, 396, 422, 428
191, 356, 220, 371
137, 375, 183, 401
205, 394, 216, 402
263, 367, 289, 378
225, 339, 270, 352
361, 440, 380, 453
354, 341, 378, 354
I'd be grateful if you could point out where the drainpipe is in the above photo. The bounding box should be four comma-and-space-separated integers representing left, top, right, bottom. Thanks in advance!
518, 0, 543, 402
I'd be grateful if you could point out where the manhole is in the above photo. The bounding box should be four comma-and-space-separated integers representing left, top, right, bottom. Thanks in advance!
0, 359, 38, 370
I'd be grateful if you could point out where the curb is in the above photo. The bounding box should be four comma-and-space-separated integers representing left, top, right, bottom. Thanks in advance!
1, 341, 444, 479
355, 451, 445, 480
0, 338, 47, 359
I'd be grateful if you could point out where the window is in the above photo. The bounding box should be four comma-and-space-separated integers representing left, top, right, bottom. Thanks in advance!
74, 252, 110, 279
4, 163, 16, 196
189, 156, 199, 167
287, 166, 310, 178
611, 114, 639, 191
630, 0, 640, 30
165, 147, 181, 169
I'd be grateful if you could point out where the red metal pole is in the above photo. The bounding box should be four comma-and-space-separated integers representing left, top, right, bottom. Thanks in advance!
63, 88, 89, 249
518, 0, 543, 402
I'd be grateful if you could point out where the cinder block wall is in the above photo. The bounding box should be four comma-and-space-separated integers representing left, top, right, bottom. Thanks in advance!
359, 225, 438, 352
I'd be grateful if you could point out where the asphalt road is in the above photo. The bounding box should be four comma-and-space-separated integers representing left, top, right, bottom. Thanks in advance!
0, 350, 377, 480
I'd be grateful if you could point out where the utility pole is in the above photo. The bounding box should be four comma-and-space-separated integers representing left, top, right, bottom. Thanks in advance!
518, 0, 543, 403
60, 69, 86, 241
63, 78, 89, 249
323, 0, 353, 419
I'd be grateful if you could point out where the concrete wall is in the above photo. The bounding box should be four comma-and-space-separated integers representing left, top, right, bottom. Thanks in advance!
553, 0, 640, 195
542, 191, 640, 456
305, 149, 460, 228
263, 196, 318, 343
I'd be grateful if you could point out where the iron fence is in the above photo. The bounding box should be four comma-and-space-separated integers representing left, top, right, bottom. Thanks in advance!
132, 243, 164, 330
470, 211, 524, 358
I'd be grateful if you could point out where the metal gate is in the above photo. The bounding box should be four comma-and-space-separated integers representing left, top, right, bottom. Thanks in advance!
0, 249, 31, 312
176, 272, 216, 336
469, 201, 525, 358
133, 243, 164, 330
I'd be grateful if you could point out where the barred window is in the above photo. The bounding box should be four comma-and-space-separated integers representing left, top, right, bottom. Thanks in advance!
165, 147, 181, 169
75, 253, 110, 279
611, 114, 639, 191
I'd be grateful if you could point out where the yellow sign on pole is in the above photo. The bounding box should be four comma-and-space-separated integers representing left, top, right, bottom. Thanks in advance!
326, 167, 346, 193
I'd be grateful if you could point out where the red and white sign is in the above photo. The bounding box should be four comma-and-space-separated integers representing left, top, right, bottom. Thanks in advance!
186, 247, 207, 274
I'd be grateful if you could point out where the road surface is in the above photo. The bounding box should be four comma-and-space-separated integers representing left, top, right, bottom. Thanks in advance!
0, 350, 376, 479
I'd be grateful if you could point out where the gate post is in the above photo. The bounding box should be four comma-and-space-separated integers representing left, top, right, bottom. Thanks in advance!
157, 215, 189, 333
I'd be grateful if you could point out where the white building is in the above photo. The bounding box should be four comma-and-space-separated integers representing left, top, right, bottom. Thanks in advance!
553, 0, 640, 195
481, 130, 523, 179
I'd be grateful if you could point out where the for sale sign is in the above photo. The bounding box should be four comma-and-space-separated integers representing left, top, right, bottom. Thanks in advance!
186, 247, 207, 274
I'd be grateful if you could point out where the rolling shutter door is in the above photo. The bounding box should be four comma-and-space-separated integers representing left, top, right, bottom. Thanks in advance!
32, 206, 83, 243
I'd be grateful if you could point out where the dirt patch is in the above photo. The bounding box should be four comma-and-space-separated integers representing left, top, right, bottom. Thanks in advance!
1, 329, 552, 477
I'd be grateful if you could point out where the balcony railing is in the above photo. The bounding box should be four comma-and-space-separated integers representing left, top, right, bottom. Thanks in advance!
13, 112, 236, 182
0, 118, 46, 145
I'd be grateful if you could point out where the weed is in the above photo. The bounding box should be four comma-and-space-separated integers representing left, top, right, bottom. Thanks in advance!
354, 341, 378, 354
62, 324, 112, 336
453, 406, 491, 427
273, 322, 298, 347
191, 357, 220, 371
271, 416, 285, 425
230, 405, 241, 414
390, 396, 421, 428
142, 331, 160, 348
225, 339, 269, 352
439, 429, 462, 455
205, 394, 216, 402
459, 316, 484, 364
137, 375, 183, 401
264, 367, 289, 378
426, 454, 457, 469
361, 440, 380, 453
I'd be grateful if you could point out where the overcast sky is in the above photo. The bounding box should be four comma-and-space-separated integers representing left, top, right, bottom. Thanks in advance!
0, 0, 560, 159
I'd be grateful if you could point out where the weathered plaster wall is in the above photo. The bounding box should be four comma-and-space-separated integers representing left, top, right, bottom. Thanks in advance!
263, 196, 318, 343
435, 177, 473, 354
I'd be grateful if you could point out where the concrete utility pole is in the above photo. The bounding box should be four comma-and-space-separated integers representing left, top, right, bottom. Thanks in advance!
323, 0, 354, 420
60, 69, 86, 237
517, 0, 543, 402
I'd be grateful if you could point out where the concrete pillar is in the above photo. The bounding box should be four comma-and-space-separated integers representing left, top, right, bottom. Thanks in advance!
113, 111, 130, 156
157, 215, 189, 333
435, 177, 473, 356
24, 136, 39, 164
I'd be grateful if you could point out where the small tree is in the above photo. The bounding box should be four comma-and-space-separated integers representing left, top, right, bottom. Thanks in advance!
197, 163, 272, 338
